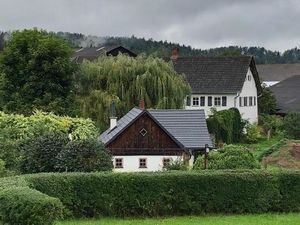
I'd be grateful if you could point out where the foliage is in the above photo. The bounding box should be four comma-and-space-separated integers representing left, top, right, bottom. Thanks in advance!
56, 139, 113, 172
19, 133, 69, 173
259, 114, 283, 137
256, 139, 287, 161
164, 159, 187, 171
0, 187, 64, 225
258, 86, 277, 114
283, 112, 300, 139
194, 145, 260, 170
244, 123, 263, 143
207, 108, 245, 145
75, 54, 190, 129
0, 111, 98, 171
0, 159, 5, 177
0, 29, 76, 115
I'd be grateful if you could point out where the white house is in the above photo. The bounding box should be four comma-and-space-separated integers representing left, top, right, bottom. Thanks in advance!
171, 52, 262, 124
99, 103, 212, 172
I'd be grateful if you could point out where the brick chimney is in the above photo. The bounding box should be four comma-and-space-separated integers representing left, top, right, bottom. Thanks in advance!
170, 47, 179, 60
139, 99, 145, 110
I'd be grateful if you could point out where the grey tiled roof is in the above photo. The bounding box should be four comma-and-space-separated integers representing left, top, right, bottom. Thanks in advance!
270, 75, 300, 114
257, 63, 300, 82
99, 108, 212, 150
172, 56, 261, 94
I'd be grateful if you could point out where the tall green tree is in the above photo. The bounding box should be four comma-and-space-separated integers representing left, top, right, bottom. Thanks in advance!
75, 54, 190, 130
0, 29, 76, 115
258, 86, 277, 114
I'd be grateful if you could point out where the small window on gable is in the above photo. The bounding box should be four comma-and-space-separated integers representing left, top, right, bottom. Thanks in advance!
115, 158, 123, 168
248, 75, 251, 81
244, 97, 248, 106
222, 96, 227, 106
163, 158, 172, 168
214, 97, 221, 107
208, 96, 212, 106
139, 158, 147, 168
200, 96, 205, 106
254, 96, 256, 106
192, 97, 199, 106
249, 96, 253, 106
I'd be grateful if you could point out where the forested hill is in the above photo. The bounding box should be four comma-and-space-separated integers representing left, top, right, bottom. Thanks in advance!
1, 31, 300, 64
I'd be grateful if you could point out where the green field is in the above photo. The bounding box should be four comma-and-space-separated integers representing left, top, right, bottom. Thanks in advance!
57, 213, 300, 225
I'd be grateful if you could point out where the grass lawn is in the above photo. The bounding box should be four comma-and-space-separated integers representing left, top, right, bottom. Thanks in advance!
57, 213, 300, 225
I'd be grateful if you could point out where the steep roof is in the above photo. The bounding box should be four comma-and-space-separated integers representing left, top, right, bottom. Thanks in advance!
257, 63, 300, 82
99, 108, 212, 149
72, 45, 136, 62
270, 75, 300, 114
171, 56, 261, 94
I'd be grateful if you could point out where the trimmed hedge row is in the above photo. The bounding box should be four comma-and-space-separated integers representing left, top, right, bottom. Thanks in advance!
24, 170, 300, 217
1, 170, 300, 224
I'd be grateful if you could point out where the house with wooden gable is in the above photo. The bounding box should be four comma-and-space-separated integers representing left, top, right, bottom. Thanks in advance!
99, 102, 212, 172
170, 49, 262, 124
72, 45, 137, 63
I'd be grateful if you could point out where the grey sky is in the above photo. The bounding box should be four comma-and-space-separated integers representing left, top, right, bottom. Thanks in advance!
0, 0, 299, 51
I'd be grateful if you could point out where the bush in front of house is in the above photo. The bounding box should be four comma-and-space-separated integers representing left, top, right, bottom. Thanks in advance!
244, 123, 263, 143
0, 187, 64, 225
19, 133, 69, 173
193, 145, 261, 170
55, 139, 113, 172
283, 112, 300, 139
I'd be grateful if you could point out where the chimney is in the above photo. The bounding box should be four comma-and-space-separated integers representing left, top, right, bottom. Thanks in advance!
170, 47, 179, 60
139, 99, 145, 110
110, 101, 117, 130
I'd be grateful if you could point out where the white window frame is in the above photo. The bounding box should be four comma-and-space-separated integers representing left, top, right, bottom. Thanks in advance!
214, 97, 221, 107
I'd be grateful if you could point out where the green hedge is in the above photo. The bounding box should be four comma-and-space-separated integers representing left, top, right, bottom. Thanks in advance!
0, 187, 64, 225
1, 170, 300, 224
24, 171, 299, 217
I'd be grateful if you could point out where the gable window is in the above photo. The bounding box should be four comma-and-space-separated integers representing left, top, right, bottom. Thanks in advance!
115, 158, 123, 168
139, 158, 147, 168
163, 158, 172, 168
249, 96, 253, 106
208, 96, 212, 106
200, 96, 205, 106
248, 75, 251, 81
222, 96, 227, 106
244, 97, 248, 106
192, 97, 199, 106
254, 96, 256, 106
214, 97, 221, 106
239, 97, 242, 107
140, 128, 147, 137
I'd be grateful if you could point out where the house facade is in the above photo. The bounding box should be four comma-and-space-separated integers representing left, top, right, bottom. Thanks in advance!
99, 104, 212, 172
171, 53, 262, 124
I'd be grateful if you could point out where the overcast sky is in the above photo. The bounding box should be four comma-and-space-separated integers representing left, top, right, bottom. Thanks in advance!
0, 0, 299, 51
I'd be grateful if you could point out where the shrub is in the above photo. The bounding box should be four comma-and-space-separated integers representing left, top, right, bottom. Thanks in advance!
245, 123, 263, 143
0, 187, 64, 225
164, 159, 188, 171
56, 139, 113, 172
283, 112, 300, 139
259, 114, 283, 138
207, 108, 245, 145
19, 133, 69, 173
194, 145, 261, 170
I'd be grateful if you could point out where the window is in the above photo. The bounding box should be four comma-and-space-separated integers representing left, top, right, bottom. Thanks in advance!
222, 96, 227, 106
244, 97, 248, 106
200, 96, 205, 106
214, 97, 221, 106
248, 75, 251, 81
254, 96, 256, 106
163, 158, 172, 168
208, 96, 212, 106
239, 97, 242, 107
139, 158, 147, 168
249, 96, 253, 106
186, 96, 191, 106
140, 128, 147, 136
115, 158, 123, 168
192, 97, 199, 106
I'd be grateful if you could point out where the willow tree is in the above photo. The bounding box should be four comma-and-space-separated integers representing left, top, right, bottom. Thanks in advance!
75, 54, 190, 130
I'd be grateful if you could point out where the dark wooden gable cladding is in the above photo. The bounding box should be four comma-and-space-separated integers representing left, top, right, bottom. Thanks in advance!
107, 112, 184, 156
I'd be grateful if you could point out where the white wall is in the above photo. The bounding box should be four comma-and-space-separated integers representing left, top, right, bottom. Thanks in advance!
184, 67, 258, 124
113, 155, 181, 172
236, 69, 258, 124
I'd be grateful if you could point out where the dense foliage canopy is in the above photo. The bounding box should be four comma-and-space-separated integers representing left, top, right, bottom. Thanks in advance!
75, 54, 190, 129
0, 29, 76, 115
283, 112, 300, 139
258, 86, 277, 114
